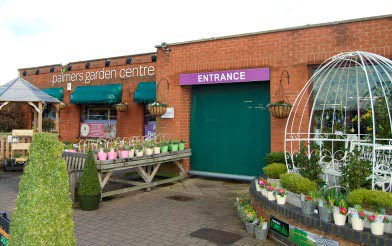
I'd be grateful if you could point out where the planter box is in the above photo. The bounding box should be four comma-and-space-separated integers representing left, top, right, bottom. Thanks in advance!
286, 190, 301, 207
348, 207, 392, 234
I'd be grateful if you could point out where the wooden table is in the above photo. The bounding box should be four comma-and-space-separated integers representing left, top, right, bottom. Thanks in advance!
96, 149, 191, 198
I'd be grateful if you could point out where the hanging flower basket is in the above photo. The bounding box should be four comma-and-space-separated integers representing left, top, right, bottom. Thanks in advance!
147, 101, 167, 116
59, 102, 67, 110
115, 103, 128, 112
268, 101, 292, 119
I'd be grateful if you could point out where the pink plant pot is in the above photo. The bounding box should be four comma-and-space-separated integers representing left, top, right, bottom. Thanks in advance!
108, 151, 117, 160
98, 152, 108, 161
65, 149, 77, 153
120, 150, 129, 159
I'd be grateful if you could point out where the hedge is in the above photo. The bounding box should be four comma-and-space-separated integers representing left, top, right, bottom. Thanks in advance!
347, 189, 392, 213
262, 163, 287, 179
279, 173, 317, 195
9, 133, 76, 245
265, 152, 286, 165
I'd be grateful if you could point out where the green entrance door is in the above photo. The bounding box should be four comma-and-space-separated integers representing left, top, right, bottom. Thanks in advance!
190, 82, 270, 178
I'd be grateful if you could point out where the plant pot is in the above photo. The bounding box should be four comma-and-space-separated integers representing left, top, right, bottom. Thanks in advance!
268, 104, 292, 119
147, 104, 167, 116
79, 194, 100, 211
301, 201, 315, 215
161, 145, 169, 153
370, 222, 385, 236
145, 148, 153, 155
267, 191, 276, 201
318, 206, 333, 222
120, 150, 129, 159
261, 189, 267, 197
115, 103, 128, 112
352, 217, 364, 231
169, 144, 179, 151
277, 195, 286, 205
153, 147, 161, 154
129, 149, 135, 158
333, 211, 347, 226
97, 152, 108, 161
107, 151, 117, 160
178, 142, 185, 150
136, 150, 144, 157
254, 226, 268, 240
245, 222, 255, 234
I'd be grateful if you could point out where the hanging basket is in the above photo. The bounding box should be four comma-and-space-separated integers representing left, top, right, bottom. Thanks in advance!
147, 102, 167, 116
59, 102, 67, 110
268, 103, 292, 119
115, 103, 128, 112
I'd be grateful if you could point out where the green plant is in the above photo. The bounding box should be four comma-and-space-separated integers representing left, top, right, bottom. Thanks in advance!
0, 103, 27, 132
279, 173, 317, 194
9, 133, 76, 245
339, 149, 372, 191
42, 117, 55, 132
262, 163, 287, 179
293, 143, 322, 182
265, 152, 286, 165
78, 151, 101, 196
347, 189, 392, 214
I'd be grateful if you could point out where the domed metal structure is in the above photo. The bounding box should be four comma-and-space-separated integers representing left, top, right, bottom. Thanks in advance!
284, 51, 392, 191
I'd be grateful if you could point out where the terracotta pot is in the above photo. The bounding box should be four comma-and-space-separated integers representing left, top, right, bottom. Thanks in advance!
97, 152, 108, 161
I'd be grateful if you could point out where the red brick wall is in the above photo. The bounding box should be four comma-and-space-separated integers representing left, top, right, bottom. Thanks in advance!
155, 17, 392, 171
19, 53, 156, 142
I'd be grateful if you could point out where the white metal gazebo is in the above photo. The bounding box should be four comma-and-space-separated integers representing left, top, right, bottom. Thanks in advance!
284, 51, 392, 191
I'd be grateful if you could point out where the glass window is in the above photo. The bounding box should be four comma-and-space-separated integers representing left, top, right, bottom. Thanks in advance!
81, 105, 117, 121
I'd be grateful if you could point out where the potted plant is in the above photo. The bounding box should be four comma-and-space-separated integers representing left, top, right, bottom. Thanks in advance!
119, 145, 129, 159
78, 151, 101, 211
268, 101, 292, 119
348, 206, 366, 231
266, 185, 276, 201
333, 200, 348, 226
259, 179, 268, 197
160, 141, 169, 153
153, 142, 161, 154
135, 143, 144, 157
301, 194, 315, 215
318, 197, 333, 222
276, 188, 286, 205
254, 217, 268, 240
244, 207, 257, 235
255, 179, 262, 192
179, 140, 186, 150
107, 143, 117, 160
169, 140, 179, 151
144, 142, 154, 155
147, 101, 167, 116
97, 147, 108, 161
368, 214, 389, 236
126, 144, 135, 158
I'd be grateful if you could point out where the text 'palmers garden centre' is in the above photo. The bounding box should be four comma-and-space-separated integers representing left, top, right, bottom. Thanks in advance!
0, 14, 392, 246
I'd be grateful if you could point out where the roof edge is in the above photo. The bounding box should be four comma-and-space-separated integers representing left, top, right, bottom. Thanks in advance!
156, 14, 392, 48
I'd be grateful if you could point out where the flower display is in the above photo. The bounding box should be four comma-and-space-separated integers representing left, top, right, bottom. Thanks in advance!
339, 207, 347, 215
276, 188, 286, 197
305, 195, 312, 202
266, 185, 275, 192
259, 179, 268, 188
368, 214, 390, 223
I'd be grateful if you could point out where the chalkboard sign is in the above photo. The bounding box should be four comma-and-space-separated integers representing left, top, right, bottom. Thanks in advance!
270, 216, 289, 237
0, 211, 10, 246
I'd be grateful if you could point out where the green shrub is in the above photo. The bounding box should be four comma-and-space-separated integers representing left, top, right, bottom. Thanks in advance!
78, 151, 101, 196
9, 133, 76, 245
262, 163, 287, 179
339, 149, 372, 191
279, 173, 317, 195
293, 143, 322, 182
347, 189, 392, 213
265, 152, 286, 165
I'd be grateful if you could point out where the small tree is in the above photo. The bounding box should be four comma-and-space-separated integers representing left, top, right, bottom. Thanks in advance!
9, 133, 76, 246
294, 142, 322, 183
78, 151, 101, 196
339, 149, 372, 191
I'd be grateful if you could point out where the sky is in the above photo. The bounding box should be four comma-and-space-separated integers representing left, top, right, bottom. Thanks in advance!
0, 0, 391, 83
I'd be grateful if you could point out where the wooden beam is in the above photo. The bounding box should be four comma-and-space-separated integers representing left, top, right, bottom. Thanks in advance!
38, 102, 43, 132
55, 103, 60, 133
28, 102, 40, 113
0, 102, 9, 111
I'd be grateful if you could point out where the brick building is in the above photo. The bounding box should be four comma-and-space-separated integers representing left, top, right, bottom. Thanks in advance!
18, 15, 392, 179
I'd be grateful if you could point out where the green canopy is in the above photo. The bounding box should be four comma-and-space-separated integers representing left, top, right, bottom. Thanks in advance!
70, 84, 122, 104
42, 87, 64, 101
134, 82, 156, 103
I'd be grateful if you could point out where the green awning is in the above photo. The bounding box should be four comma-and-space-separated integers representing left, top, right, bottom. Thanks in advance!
134, 82, 156, 103
70, 84, 122, 104
42, 87, 64, 101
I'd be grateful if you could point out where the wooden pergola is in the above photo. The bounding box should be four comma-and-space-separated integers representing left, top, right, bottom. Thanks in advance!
0, 77, 61, 132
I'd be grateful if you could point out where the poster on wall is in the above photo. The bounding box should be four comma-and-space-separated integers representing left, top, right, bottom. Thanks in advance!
144, 121, 156, 139
80, 121, 116, 138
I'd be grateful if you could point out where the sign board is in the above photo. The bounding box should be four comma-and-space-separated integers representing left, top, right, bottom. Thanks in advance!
80, 122, 116, 138
180, 68, 269, 86
161, 107, 174, 119
144, 121, 156, 139
270, 216, 339, 246
0, 212, 10, 246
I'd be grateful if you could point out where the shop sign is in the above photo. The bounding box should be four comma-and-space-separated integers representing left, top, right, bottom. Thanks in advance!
270, 216, 339, 246
52, 65, 155, 85
80, 122, 116, 138
179, 68, 269, 85
161, 107, 174, 119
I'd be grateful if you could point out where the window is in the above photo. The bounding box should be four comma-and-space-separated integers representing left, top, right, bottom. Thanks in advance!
81, 105, 117, 121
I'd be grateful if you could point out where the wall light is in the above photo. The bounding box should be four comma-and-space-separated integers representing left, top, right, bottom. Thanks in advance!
126, 57, 132, 64
35, 69, 40, 75
105, 60, 111, 67
22, 71, 27, 76
151, 55, 157, 62
67, 65, 72, 71
50, 67, 55, 73
85, 62, 90, 69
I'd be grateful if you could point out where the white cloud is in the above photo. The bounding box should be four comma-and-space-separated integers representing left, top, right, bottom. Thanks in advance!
0, 0, 391, 83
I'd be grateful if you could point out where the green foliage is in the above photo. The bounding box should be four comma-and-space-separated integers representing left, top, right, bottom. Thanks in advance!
78, 151, 101, 196
279, 173, 317, 195
9, 133, 76, 246
265, 152, 286, 165
262, 163, 287, 179
293, 143, 322, 182
0, 103, 27, 132
42, 117, 55, 132
339, 149, 372, 191
347, 189, 392, 213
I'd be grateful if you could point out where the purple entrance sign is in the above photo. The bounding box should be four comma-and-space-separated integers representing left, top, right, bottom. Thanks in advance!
180, 68, 269, 85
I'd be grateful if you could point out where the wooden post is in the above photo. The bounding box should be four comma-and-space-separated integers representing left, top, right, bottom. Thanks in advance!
55, 103, 60, 133
38, 102, 43, 132
33, 111, 38, 132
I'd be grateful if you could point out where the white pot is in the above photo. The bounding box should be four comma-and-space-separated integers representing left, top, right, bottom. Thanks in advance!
333, 211, 347, 226
261, 189, 267, 197
267, 191, 276, 201
129, 149, 135, 157
255, 180, 261, 192
136, 150, 144, 157
277, 195, 286, 205
145, 148, 153, 155
153, 147, 161, 154
352, 217, 364, 231
370, 222, 385, 236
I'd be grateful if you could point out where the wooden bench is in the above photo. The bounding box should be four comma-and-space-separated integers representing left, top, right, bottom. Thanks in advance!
62, 151, 87, 202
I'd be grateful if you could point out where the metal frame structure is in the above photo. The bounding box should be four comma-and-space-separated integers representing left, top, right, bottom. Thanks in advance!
284, 51, 392, 191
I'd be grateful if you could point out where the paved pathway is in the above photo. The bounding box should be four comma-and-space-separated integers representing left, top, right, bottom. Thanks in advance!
0, 171, 277, 245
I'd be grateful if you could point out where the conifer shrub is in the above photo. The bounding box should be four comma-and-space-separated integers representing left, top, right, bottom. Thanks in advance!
78, 151, 101, 196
